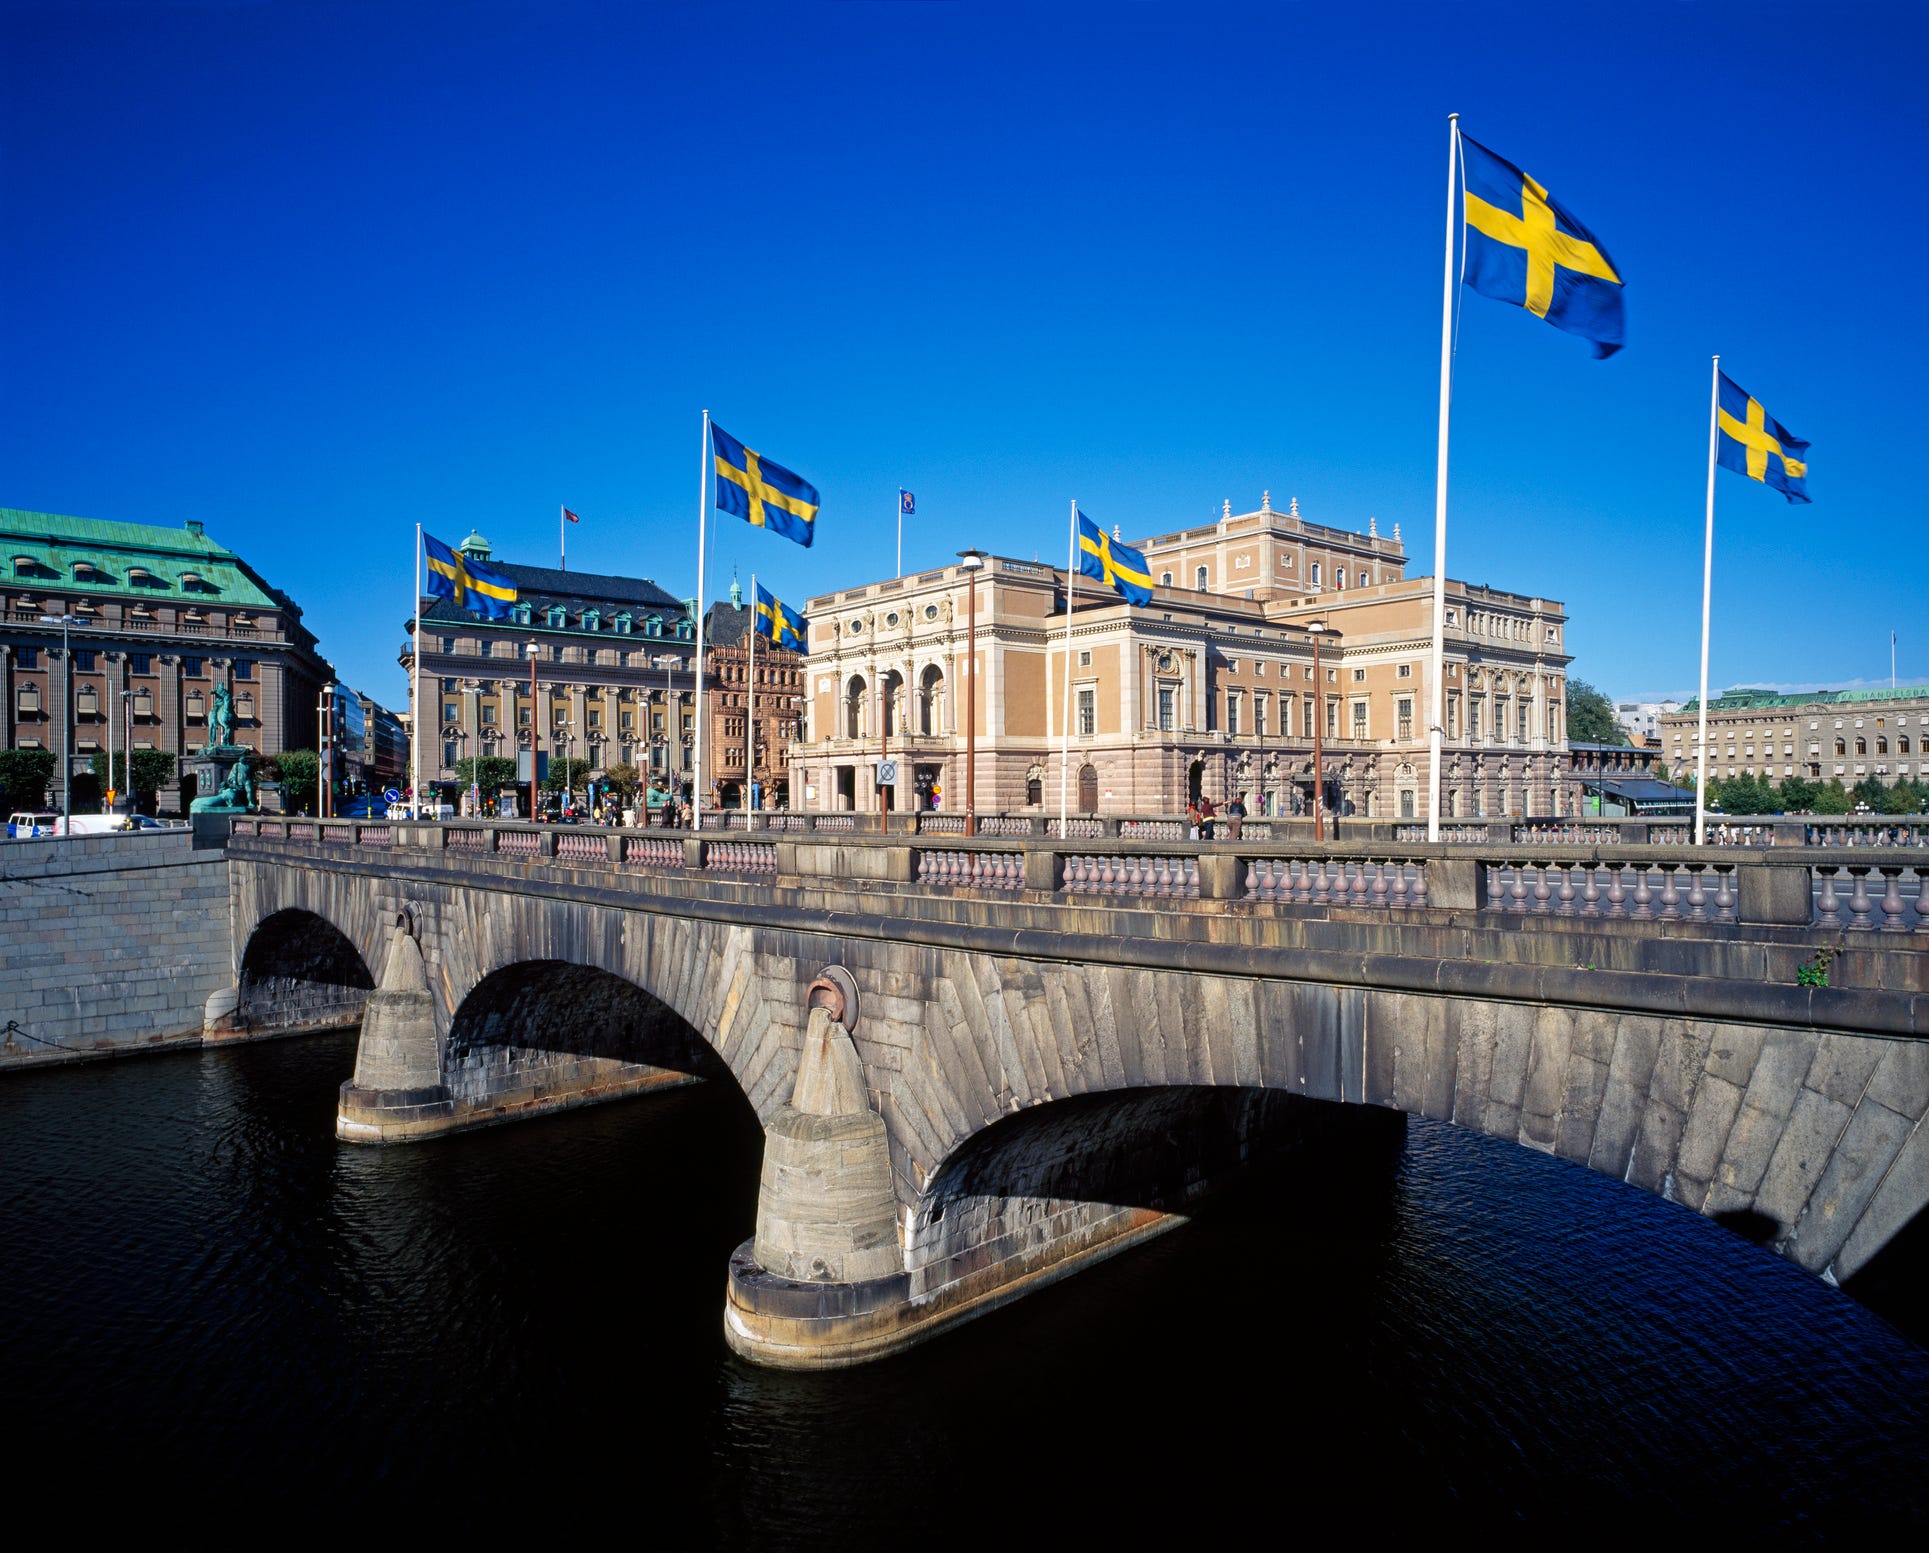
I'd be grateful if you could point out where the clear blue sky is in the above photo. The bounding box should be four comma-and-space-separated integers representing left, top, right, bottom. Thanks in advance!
5, 1, 1924, 712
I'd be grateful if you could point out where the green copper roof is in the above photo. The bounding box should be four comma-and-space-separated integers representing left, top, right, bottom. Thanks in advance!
1, 506, 279, 609
1681, 684, 1929, 713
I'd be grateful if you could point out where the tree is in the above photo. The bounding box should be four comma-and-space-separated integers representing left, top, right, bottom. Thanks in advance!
1811, 779, 1852, 816
268, 749, 321, 812
1851, 775, 1888, 811
0, 747, 57, 812
1565, 679, 1627, 746
604, 762, 640, 801
87, 750, 178, 814
541, 756, 595, 793
454, 755, 519, 795
1776, 775, 1819, 813
1878, 777, 1926, 815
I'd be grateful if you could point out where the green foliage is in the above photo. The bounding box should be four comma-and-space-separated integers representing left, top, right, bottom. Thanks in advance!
1776, 775, 1818, 812
541, 756, 595, 793
1811, 779, 1852, 815
0, 746, 57, 812
1711, 774, 1775, 816
454, 755, 519, 794
1796, 947, 1835, 988
1565, 678, 1627, 746
86, 750, 178, 811
604, 762, 640, 800
269, 749, 321, 812
1851, 775, 1889, 810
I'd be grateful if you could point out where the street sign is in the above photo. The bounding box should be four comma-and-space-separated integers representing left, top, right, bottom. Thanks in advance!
877, 759, 899, 786
384, 787, 401, 803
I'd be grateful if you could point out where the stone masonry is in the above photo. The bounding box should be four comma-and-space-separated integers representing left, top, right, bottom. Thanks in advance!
0, 831, 232, 1065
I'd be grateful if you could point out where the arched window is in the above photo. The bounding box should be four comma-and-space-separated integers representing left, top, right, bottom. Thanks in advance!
919, 664, 944, 735
1877, 738, 1889, 754
881, 670, 904, 737
1902, 736, 1913, 755
1310, 562, 1321, 589
845, 675, 867, 739
1835, 739, 1846, 756
1856, 738, 1867, 756
1335, 570, 1346, 592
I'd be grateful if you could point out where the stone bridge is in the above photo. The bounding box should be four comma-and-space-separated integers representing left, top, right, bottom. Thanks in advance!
218, 816, 1929, 1367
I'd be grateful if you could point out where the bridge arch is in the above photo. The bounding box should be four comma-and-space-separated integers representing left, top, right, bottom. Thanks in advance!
442, 957, 751, 1117
237, 907, 376, 1036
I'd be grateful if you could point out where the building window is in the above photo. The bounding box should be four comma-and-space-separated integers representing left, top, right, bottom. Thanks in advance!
236, 692, 254, 719
1352, 701, 1367, 739
1326, 699, 1338, 738
1856, 738, 1867, 755
1227, 693, 1241, 736
185, 690, 205, 719
1254, 695, 1268, 737
1397, 664, 1412, 679
1160, 572, 1173, 586
1157, 686, 1175, 732
1195, 566, 1208, 590
441, 636, 455, 653
130, 653, 151, 675
444, 702, 459, 723
481, 704, 498, 726
1077, 687, 1095, 737
1835, 738, 1847, 756
73, 649, 96, 672
1310, 562, 1321, 589
234, 660, 253, 681
16, 685, 40, 714
1397, 697, 1413, 740
17, 646, 38, 669
1400, 788, 1415, 818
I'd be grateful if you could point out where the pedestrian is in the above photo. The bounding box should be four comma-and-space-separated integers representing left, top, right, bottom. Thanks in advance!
1186, 800, 1202, 840
1199, 795, 1217, 840
1227, 791, 1247, 841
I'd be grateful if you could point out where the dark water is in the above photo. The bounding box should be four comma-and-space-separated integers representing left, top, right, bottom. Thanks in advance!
1, 1034, 1923, 1545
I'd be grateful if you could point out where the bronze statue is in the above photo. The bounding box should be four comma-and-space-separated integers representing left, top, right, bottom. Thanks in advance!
206, 682, 237, 751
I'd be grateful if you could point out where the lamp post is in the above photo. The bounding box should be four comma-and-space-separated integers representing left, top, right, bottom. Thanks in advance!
1307, 621, 1327, 842
525, 641, 541, 821
957, 549, 987, 836
316, 682, 335, 817
38, 614, 79, 827
122, 689, 134, 816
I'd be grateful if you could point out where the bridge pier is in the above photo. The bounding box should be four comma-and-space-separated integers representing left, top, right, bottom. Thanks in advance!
727, 972, 1406, 1368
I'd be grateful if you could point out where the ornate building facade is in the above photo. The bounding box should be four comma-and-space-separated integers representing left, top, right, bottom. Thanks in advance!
403, 533, 699, 800
1661, 685, 1929, 789
2, 507, 333, 811
703, 590, 805, 809
789, 499, 1576, 821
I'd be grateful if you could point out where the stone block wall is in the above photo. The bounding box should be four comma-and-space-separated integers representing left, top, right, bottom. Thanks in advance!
0, 831, 231, 1064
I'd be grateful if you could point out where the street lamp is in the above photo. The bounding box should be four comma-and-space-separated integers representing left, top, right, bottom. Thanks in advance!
957, 549, 987, 837
1306, 620, 1327, 842
316, 682, 335, 817
525, 641, 541, 821
39, 614, 79, 828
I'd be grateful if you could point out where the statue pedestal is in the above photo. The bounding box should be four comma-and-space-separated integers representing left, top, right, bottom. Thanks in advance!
189, 743, 254, 814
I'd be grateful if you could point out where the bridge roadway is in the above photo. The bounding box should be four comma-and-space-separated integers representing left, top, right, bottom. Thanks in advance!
218, 817, 1929, 1368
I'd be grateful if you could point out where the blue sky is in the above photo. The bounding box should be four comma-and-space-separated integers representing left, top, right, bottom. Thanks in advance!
4, 1, 1924, 711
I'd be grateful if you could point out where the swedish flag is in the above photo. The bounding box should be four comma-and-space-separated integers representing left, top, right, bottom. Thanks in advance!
1461, 134, 1625, 357
1717, 373, 1810, 503
712, 422, 819, 548
1076, 510, 1153, 606
423, 531, 517, 619
754, 581, 806, 650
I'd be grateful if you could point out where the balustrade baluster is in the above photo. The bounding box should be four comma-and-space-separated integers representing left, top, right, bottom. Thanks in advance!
1555, 863, 1576, 915
1712, 867, 1735, 920
1814, 866, 1841, 927
1410, 864, 1428, 907
1531, 863, 1553, 914
1389, 862, 1409, 907
1311, 860, 1331, 906
1578, 865, 1600, 916
1846, 868, 1875, 930
1914, 868, 1929, 934
1658, 866, 1682, 922
1349, 862, 1370, 908
1507, 866, 1529, 913
1631, 866, 1655, 920
1879, 869, 1907, 931
1685, 865, 1708, 921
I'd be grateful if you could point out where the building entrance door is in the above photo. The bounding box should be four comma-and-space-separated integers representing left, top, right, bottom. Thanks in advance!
1078, 763, 1098, 812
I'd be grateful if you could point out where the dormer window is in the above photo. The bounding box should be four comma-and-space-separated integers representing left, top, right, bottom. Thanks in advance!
582, 609, 600, 632
12, 556, 39, 578
646, 615, 664, 638
614, 613, 633, 634
126, 566, 161, 588
512, 603, 533, 625
72, 561, 100, 582
546, 606, 567, 629
676, 617, 693, 640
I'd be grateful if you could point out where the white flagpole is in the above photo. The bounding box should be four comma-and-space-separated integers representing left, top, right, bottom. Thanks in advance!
693, 410, 711, 832
1695, 354, 1719, 846
560, 503, 566, 572
897, 489, 904, 579
1426, 112, 1460, 844
412, 524, 424, 818
1060, 500, 1077, 835
747, 571, 758, 813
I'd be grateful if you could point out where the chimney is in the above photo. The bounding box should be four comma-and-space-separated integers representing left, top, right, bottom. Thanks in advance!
186, 520, 204, 536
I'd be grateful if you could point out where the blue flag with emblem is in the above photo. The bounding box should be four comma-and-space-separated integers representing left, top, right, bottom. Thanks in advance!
753, 581, 806, 651
712, 423, 819, 548
1717, 373, 1809, 503
423, 531, 518, 619
1460, 133, 1625, 358
1076, 510, 1153, 606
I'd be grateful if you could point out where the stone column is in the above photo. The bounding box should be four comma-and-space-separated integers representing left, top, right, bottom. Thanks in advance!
336, 917, 455, 1143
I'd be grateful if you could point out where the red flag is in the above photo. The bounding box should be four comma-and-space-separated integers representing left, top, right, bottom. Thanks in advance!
562, 506, 580, 524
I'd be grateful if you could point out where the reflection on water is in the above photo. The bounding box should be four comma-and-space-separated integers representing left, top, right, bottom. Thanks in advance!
0, 1033, 1922, 1543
